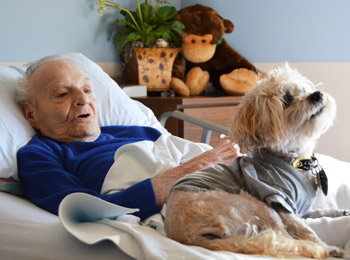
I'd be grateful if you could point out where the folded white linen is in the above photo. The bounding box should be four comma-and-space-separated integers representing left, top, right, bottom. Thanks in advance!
101, 134, 211, 195
59, 193, 252, 260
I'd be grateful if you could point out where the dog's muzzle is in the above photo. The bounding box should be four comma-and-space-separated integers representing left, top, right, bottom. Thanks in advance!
308, 91, 323, 104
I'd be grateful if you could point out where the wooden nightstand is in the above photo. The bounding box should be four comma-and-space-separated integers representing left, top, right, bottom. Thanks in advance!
133, 96, 243, 146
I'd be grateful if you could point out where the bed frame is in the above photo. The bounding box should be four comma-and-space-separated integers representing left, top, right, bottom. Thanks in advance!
159, 110, 229, 144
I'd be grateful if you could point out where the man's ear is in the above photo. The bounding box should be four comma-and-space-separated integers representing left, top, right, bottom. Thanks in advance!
23, 102, 38, 129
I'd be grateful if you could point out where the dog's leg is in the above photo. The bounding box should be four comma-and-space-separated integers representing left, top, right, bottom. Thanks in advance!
278, 209, 344, 258
306, 208, 350, 218
204, 229, 330, 259
278, 210, 325, 242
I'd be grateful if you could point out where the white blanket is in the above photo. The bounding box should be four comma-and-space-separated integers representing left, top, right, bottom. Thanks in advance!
60, 193, 250, 260
101, 134, 211, 195
59, 151, 350, 260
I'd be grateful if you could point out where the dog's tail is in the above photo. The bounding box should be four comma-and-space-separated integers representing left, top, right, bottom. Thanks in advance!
203, 229, 329, 259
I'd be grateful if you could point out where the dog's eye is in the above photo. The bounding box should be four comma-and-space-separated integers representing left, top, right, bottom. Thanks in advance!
282, 93, 293, 108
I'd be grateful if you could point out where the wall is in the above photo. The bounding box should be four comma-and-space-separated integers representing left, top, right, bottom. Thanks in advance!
0, 0, 349, 160
0, 0, 180, 63
0, 0, 180, 80
181, 0, 350, 63
0, 0, 113, 62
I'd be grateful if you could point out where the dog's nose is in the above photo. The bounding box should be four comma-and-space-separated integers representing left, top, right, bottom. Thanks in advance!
308, 91, 323, 103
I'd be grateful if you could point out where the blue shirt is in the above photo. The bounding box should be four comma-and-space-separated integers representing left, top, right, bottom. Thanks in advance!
17, 125, 162, 220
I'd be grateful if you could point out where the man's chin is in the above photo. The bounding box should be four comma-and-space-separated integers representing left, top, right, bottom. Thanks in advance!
75, 130, 100, 142
67, 127, 101, 142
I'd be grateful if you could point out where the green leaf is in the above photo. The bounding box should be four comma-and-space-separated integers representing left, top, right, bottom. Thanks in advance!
143, 24, 156, 34
159, 30, 172, 39
155, 6, 177, 21
144, 34, 157, 46
125, 32, 143, 42
152, 25, 168, 34
115, 19, 138, 32
140, 3, 154, 23
120, 9, 133, 22
113, 31, 141, 54
119, 9, 142, 33
130, 10, 142, 29
169, 20, 185, 33
113, 31, 128, 55
119, 9, 127, 18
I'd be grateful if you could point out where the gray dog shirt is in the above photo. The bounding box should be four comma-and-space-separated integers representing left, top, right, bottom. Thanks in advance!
169, 149, 317, 217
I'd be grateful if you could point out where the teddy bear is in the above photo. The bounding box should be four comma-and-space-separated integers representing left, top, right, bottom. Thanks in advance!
171, 4, 260, 96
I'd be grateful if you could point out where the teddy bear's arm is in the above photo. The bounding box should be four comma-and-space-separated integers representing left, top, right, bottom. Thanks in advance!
172, 57, 186, 81
214, 39, 258, 74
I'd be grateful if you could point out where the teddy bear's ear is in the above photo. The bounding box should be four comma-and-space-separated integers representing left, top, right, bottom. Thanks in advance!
223, 19, 234, 33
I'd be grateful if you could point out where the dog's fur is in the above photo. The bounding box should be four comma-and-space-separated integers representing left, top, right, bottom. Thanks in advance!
164, 65, 347, 259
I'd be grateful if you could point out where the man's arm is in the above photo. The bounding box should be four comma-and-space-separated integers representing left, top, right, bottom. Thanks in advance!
17, 142, 161, 220
151, 139, 240, 205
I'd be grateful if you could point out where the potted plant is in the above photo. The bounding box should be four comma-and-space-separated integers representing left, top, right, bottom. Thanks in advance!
97, 0, 184, 91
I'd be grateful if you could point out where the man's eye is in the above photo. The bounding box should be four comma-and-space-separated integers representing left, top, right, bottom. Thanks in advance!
84, 89, 92, 94
57, 93, 67, 98
282, 93, 293, 108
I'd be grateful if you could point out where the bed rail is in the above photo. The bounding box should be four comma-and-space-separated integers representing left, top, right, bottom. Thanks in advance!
158, 111, 229, 144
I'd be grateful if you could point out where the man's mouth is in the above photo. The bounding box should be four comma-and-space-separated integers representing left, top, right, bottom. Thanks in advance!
75, 113, 92, 120
77, 113, 90, 118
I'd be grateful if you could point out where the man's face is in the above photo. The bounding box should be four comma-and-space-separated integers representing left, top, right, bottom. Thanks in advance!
24, 60, 101, 142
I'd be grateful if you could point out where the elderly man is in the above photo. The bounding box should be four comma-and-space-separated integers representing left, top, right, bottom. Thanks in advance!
16, 58, 239, 220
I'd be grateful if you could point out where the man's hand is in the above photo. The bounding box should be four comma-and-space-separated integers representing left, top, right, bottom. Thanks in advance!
197, 138, 241, 166
151, 139, 241, 205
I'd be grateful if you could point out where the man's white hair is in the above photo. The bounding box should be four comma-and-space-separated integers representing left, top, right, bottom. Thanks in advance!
14, 55, 74, 108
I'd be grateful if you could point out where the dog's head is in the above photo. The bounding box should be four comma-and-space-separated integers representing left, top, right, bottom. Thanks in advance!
230, 64, 336, 157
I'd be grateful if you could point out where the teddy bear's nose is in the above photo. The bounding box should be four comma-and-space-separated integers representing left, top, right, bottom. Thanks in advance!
308, 91, 324, 103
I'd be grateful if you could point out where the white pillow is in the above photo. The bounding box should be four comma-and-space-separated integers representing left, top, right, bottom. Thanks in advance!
0, 53, 167, 180
0, 67, 35, 179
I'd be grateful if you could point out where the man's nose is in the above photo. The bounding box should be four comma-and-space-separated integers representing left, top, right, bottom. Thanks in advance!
74, 90, 90, 106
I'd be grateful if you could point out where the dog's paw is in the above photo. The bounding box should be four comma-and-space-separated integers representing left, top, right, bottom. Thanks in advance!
328, 246, 344, 258
333, 209, 350, 217
341, 209, 350, 216
308, 209, 350, 218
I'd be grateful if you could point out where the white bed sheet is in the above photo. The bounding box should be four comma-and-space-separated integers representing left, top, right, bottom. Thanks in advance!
0, 191, 133, 260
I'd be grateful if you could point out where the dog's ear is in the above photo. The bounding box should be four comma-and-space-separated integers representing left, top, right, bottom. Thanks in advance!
230, 91, 286, 154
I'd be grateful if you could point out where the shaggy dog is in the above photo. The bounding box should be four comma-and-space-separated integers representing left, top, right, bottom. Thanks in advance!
164, 65, 348, 259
